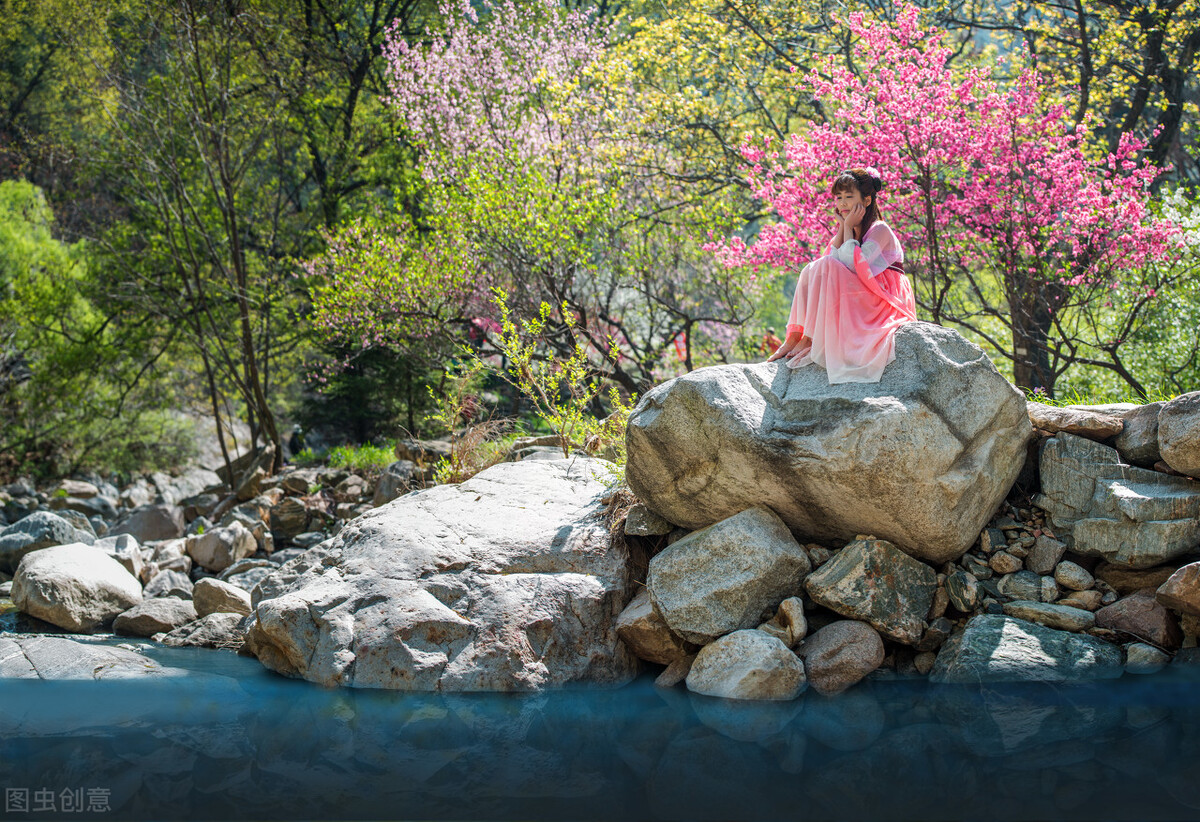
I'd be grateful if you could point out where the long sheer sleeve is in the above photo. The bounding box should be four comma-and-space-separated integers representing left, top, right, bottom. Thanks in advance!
833, 222, 903, 277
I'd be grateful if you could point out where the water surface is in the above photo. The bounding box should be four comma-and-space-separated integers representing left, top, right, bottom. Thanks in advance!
2, 633, 1200, 821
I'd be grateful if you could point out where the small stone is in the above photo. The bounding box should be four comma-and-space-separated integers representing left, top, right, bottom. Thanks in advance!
797, 620, 885, 696
916, 617, 954, 652
998, 570, 1046, 602
1058, 590, 1104, 612
624, 504, 673, 537
984, 601, 1005, 615
1016, 534, 1036, 548
1055, 561, 1095, 592
990, 551, 1023, 575
804, 544, 833, 569
927, 586, 950, 620
995, 516, 1023, 531
914, 651, 937, 675
655, 654, 695, 688
979, 528, 1008, 554
192, 577, 253, 618
1040, 575, 1061, 603
113, 598, 198, 637
1125, 642, 1171, 675
1156, 562, 1200, 617
961, 554, 993, 580
946, 572, 979, 612
1096, 562, 1182, 596
686, 630, 806, 701
617, 587, 694, 664
649, 506, 811, 645
1026, 535, 1069, 575
1096, 590, 1183, 650
756, 597, 808, 649
930, 614, 1123, 683
1002, 600, 1096, 632
1007, 544, 1030, 559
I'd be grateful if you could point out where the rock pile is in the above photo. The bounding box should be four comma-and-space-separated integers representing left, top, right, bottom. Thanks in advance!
613, 364, 1200, 699
0, 452, 423, 649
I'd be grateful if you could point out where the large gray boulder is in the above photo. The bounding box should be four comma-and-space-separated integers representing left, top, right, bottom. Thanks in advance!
243, 458, 637, 691
647, 506, 811, 645
929, 614, 1124, 683
11, 543, 143, 633
1034, 433, 1200, 568
0, 511, 94, 573
625, 322, 1031, 563
1159, 391, 1200, 477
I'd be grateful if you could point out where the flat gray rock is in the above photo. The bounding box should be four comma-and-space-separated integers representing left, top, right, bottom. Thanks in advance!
159, 612, 246, 648
0, 635, 189, 679
929, 614, 1123, 683
1034, 433, 1200, 569
1001, 600, 1095, 632
244, 458, 638, 691
114, 597, 199, 636
647, 506, 810, 645
1027, 402, 1123, 439
625, 322, 1031, 563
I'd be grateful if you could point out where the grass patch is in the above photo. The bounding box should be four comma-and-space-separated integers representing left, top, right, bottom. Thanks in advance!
292, 441, 397, 473
1023, 386, 1179, 407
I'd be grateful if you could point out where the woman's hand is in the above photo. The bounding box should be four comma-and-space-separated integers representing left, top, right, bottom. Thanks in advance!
843, 202, 866, 238
767, 331, 807, 363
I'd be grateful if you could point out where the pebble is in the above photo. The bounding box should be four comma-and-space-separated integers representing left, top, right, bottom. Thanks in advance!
1125, 643, 1171, 675
995, 516, 1023, 531
979, 528, 1007, 554
1055, 561, 1095, 592
1007, 545, 1030, 559
946, 572, 979, 612
927, 586, 950, 620
1026, 534, 1069, 575
914, 651, 937, 676
1058, 590, 1104, 611
962, 554, 993, 580
990, 551, 1023, 575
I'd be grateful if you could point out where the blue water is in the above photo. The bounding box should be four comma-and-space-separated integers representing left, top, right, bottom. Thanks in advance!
3, 635, 1200, 821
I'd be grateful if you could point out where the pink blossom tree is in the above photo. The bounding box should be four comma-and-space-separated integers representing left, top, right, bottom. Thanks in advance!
308, 0, 760, 398
712, 5, 1184, 395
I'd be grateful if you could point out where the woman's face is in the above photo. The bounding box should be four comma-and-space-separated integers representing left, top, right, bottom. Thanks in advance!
834, 185, 870, 217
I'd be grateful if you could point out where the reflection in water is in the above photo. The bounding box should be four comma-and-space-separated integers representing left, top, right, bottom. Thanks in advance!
3, 637, 1200, 820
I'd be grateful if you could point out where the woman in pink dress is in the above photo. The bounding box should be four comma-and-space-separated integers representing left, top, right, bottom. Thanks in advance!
766, 167, 917, 383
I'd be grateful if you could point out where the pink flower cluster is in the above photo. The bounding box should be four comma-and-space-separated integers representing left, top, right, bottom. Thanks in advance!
709, 5, 1182, 291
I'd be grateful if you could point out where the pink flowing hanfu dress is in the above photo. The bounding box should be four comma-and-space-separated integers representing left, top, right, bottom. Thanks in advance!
783, 220, 917, 383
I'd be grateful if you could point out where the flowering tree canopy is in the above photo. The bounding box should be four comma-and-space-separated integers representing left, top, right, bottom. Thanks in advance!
712, 5, 1184, 394
306, 0, 762, 396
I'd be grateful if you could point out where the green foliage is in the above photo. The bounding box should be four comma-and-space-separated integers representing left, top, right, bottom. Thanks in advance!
325, 442, 397, 473
487, 288, 636, 463
292, 441, 396, 474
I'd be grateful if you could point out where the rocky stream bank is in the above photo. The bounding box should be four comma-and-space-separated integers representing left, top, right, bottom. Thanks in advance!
3, 322, 1200, 705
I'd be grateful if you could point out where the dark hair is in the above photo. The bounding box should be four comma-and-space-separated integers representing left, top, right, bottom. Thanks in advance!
830, 168, 884, 238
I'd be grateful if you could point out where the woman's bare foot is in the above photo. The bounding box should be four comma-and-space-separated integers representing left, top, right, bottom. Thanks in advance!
766, 332, 811, 362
